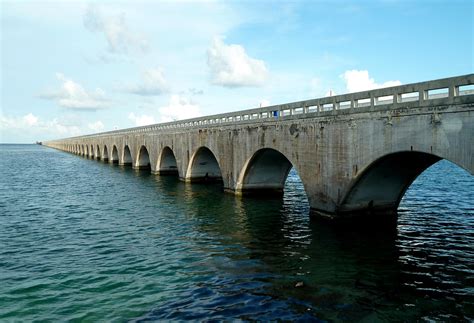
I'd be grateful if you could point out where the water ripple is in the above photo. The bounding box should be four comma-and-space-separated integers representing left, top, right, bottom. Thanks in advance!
0, 145, 473, 321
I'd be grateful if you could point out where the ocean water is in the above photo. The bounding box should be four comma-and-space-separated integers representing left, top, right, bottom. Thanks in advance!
0, 144, 473, 321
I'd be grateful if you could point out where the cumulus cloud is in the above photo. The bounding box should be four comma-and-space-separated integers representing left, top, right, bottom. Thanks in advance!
159, 95, 201, 122
39, 73, 110, 110
23, 113, 38, 126
188, 88, 204, 96
123, 68, 169, 96
207, 36, 268, 88
342, 70, 401, 93
128, 112, 156, 126
1, 113, 39, 129
83, 4, 149, 54
88, 120, 104, 132
0, 113, 105, 140
259, 99, 270, 107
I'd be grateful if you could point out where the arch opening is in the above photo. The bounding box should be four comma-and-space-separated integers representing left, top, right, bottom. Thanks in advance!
102, 145, 109, 162
157, 146, 178, 175
135, 146, 151, 170
111, 145, 119, 164
90, 145, 94, 158
339, 151, 442, 214
238, 148, 293, 197
187, 147, 222, 183
122, 145, 132, 166
85, 145, 89, 157
96, 145, 101, 160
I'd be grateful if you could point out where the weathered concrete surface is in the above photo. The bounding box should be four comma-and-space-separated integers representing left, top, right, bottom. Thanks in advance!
44, 74, 474, 219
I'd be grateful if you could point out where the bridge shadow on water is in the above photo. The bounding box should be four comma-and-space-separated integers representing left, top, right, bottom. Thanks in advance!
108, 159, 472, 321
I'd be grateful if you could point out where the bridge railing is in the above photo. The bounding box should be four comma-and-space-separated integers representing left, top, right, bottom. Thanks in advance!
52, 74, 474, 141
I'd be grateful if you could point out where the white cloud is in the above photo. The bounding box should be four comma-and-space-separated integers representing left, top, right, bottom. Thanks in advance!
83, 4, 149, 54
88, 121, 104, 132
123, 68, 169, 96
207, 36, 268, 88
40, 73, 110, 110
259, 99, 270, 107
1, 113, 38, 130
342, 70, 401, 93
159, 95, 201, 122
187, 88, 204, 96
128, 112, 156, 126
23, 113, 38, 126
0, 113, 89, 140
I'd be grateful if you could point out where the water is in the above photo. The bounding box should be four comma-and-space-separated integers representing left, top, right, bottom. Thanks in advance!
0, 144, 473, 321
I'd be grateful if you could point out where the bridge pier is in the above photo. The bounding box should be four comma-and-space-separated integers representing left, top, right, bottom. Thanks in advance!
42, 74, 474, 221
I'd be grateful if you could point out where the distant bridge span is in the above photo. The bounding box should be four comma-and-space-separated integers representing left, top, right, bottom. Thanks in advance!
44, 74, 474, 219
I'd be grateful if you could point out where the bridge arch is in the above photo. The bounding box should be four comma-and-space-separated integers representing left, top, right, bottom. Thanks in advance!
339, 151, 446, 214
102, 145, 109, 162
236, 148, 296, 196
122, 145, 132, 165
85, 145, 89, 157
186, 146, 222, 182
135, 145, 151, 170
90, 144, 94, 158
157, 146, 178, 175
110, 145, 119, 164
96, 145, 101, 160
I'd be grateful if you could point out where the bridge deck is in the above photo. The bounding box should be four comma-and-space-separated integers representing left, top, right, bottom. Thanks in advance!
63, 74, 474, 139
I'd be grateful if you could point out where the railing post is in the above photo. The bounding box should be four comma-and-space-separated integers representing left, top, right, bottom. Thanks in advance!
420, 89, 426, 103
449, 85, 458, 98
395, 93, 401, 104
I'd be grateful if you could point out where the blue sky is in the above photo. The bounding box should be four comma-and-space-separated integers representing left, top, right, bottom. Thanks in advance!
1, 0, 472, 143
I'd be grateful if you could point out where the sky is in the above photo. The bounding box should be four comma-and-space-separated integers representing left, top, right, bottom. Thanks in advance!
1, 0, 472, 143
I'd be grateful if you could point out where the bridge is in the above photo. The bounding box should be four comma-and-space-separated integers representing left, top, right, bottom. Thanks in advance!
44, 74, 474, 219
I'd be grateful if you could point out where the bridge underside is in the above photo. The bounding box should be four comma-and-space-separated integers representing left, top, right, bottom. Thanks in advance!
235, 148, 293, 197
155, 147, 178, 175
43, 74, 474, 221
337, 152, 441, 214
185, 147, 223, 183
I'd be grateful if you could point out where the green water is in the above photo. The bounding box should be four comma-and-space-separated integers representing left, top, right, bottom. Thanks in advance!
0, 144, 473, 321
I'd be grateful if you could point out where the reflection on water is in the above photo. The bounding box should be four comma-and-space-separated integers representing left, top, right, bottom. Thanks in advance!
0, 145, 473, 321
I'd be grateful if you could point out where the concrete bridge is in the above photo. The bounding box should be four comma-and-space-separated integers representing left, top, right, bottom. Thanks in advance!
44, 74, 474, 219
